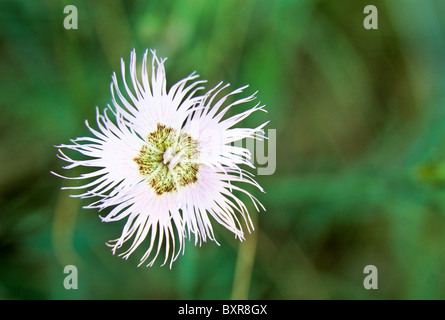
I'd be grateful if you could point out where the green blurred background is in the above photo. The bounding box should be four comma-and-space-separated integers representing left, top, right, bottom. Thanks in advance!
1, 0, 445, 300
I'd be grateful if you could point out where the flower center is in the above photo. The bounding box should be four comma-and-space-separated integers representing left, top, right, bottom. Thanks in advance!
134, 124, 200, 195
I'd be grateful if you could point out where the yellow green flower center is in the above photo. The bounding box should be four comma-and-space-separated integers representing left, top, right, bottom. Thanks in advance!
134, 124, 200, 195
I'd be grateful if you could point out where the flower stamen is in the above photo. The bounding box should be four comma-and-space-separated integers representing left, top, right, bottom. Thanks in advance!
134, 123, 200, 195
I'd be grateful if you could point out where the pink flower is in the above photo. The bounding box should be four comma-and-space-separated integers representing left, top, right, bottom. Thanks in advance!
53, 49, 268, 267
